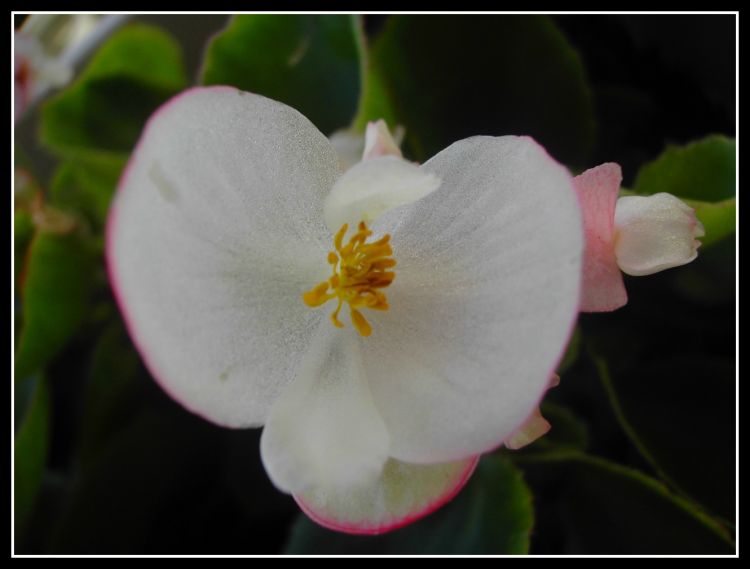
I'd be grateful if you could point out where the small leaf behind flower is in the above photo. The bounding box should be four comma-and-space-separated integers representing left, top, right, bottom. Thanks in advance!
15, 231, 98, 381
40, 23, 187, 158
201, 15, 364, 135
14, 376, 50, 540
356, 16, 596, 166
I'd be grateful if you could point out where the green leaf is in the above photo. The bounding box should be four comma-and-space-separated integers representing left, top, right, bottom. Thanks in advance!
40, 23, 187, 157
352, 61, 399, 132
284, 455, 533, 554
14, 209, 35, 288
519, 452, 734, 554
686, 197, 735, 248
201, 15, 364, 135
49, 154, 126, 232
51, 409, 225, 553
14, 376, 51, 537
356, 15, 596, 165
15, 231, 98, 380
595, 354, 735, 522
622, 136, 737, 249
75, 321, 148, 465
541, 402, 590, 452
634, 135, 736, 202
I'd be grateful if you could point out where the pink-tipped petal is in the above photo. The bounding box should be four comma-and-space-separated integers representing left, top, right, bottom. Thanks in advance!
295, 455, 479, 535
361, 136, 583, 464
107, 87, 342, 428
362, 119, 403, 161
573, 163, 628, 312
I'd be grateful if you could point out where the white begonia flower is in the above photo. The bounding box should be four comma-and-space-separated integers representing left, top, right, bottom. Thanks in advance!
107, 86, 583, 533
614, 193, 705, 277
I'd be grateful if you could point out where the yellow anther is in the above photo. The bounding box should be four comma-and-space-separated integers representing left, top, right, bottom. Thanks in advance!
350, 308, 373, 337
302, 221, 396, 337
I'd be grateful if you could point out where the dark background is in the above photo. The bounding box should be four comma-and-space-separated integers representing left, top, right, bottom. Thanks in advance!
15, 14, 736, 554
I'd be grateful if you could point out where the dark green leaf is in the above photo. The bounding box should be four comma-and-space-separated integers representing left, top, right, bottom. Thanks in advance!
623, 136, 736, 249
357, 15, 596, 165
671, 236, 735, 304
51, 409, 224, 553
75, 321, 148, 465
40, 23, 187, 157
352, 61, 399, 132
541, 402, 589, 452
201, 15, 364, 135
518, 452, 734, 554
49, 154, 126, 232
596, 354, 735, 522
15, 231, 98, 380
687, 197, 735, 248
284, 455, 533, 554
633, 135, 736, 202
14, 209, 35, 288
14, 376, 51, 537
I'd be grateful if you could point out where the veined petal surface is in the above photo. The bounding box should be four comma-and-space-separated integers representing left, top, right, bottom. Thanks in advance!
108, 87, 341, 427
260, 327, 390, 494
363, 136, 583, 463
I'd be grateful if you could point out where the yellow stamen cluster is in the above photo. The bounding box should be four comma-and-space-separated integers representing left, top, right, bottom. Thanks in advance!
302, 222, 396, 337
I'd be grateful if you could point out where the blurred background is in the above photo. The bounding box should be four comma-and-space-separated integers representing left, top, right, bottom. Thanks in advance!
13, 14, 736, 554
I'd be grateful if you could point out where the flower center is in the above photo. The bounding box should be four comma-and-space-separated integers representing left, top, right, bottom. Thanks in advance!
302, 221, 396, 337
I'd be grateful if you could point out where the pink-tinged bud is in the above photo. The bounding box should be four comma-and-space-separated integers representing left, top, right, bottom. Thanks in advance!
614, 193, 705, 276
362, 119, 403, 161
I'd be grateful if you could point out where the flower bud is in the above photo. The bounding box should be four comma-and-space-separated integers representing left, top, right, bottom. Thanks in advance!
614, 193, 705, 276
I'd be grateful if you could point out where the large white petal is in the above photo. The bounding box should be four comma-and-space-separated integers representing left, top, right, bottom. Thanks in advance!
323, 156, 441, 232
296, 455, 478, 535
363, 136, 583, 463
107, 87, 342, 427
260, 326, 390, 494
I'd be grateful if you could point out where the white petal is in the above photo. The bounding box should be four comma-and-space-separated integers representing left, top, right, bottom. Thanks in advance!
362, 119, 403, 161
614, 193, 705, 276
296, 455, 478, 535
260, 327, 390, 494
328, 128, 365, 171
107, 87, 342, 427
362, 136, 583, 463
323, 156, 442, 232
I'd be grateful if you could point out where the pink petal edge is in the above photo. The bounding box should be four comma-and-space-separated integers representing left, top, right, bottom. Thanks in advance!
293, 455, 480, 535
573, 162, 628, 312
105, 85, 242, 428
